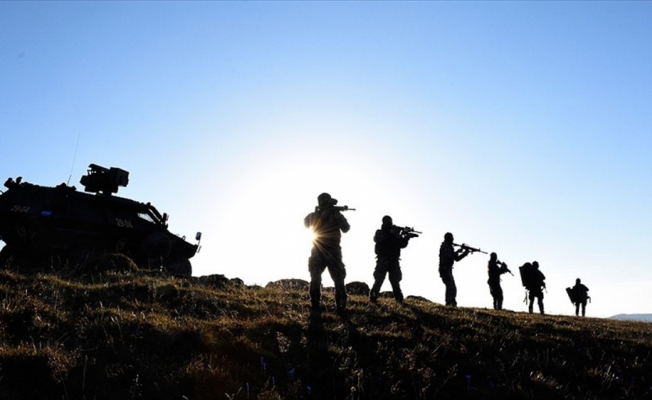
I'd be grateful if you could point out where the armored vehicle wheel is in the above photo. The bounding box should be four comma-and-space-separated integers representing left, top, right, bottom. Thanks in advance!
139, 232, 172, 269
164, 257, 192, 277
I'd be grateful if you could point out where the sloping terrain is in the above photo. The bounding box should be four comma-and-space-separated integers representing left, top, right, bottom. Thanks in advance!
0, 262, 651, 400
610, 314, 652, 323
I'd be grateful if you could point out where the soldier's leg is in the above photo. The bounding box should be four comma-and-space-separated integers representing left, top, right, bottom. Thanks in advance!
538, 293, 544, 314
528, 291, 534, 313
575, 302, 580, 316
441, 270, 455, 306
495, 285, 504, 310
489, 282, 501, 310
489, 282, 496, 309
308, 254, 326, 310
441, 278, 449, 305
387, 260, 403, 303
449, 275, 457, 307
370, 258, 389, 302
581, 300, 586, 317
326, 250, 347, 311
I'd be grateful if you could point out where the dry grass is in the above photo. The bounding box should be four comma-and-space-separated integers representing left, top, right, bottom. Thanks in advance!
0, 263, 651, 399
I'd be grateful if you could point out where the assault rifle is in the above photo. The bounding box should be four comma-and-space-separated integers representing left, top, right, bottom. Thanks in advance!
395, 226, 421, 238
315, 199, 356, 213
497, 260, 514, 276
453, 243, 487, 254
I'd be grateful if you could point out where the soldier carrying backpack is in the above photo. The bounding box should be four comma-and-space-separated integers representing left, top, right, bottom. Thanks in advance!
519, 261, 546, 314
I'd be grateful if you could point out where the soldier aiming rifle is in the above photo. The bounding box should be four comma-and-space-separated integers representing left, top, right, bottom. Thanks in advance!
304, 193, 354, 312
370, 217, 419, 304
439, 232, 485, 307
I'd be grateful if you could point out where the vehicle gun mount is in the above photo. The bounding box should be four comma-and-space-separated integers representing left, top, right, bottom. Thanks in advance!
80, 164, 129, 194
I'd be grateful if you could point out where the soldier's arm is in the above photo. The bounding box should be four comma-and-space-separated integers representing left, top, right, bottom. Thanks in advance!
454, 249, 469, 261
304, 212, 316, 228
337, 212, 350, 233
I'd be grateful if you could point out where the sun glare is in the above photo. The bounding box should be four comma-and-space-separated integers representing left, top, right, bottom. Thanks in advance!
196, 140, 426, 290
308, 228, 318, 244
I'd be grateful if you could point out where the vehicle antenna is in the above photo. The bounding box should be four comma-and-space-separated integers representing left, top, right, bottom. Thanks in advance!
67, 133, 81, 186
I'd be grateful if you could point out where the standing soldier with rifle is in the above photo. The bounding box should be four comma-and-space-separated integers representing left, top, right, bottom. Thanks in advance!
438, 232, 486, 307
304, 193, 353, 312
487, 252, 512, 310
369, 216, 420, 305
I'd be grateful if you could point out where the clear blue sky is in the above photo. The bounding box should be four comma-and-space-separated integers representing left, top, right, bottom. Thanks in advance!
2, 2, 650, 318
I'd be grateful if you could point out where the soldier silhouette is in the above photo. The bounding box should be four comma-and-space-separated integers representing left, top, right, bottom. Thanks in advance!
369, 216, 414, 304
438, 232, 470, 307
525, 261, 546, 314
571, 278, 590, 316
304, 193, 350, 312
487, 252, 511, 310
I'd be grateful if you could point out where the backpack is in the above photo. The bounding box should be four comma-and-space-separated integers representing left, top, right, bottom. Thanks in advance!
519, 263, 535, 288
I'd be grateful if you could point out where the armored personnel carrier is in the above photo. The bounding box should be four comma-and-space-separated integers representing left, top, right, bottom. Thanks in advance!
0, 164, 200, 276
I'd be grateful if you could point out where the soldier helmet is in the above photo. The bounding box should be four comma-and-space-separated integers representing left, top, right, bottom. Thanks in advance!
576, 278, 581, 284
532, 261, 539, 269
318, 192, 331, 202
490, 252, 497, 260
382, 215, 393, 226
444, 232, 453, 241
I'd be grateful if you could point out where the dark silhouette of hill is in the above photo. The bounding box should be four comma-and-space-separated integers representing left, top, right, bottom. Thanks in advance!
1, 264, 651, 399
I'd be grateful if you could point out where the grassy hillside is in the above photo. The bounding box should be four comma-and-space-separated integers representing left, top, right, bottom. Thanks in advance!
0, 260, 651, 400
